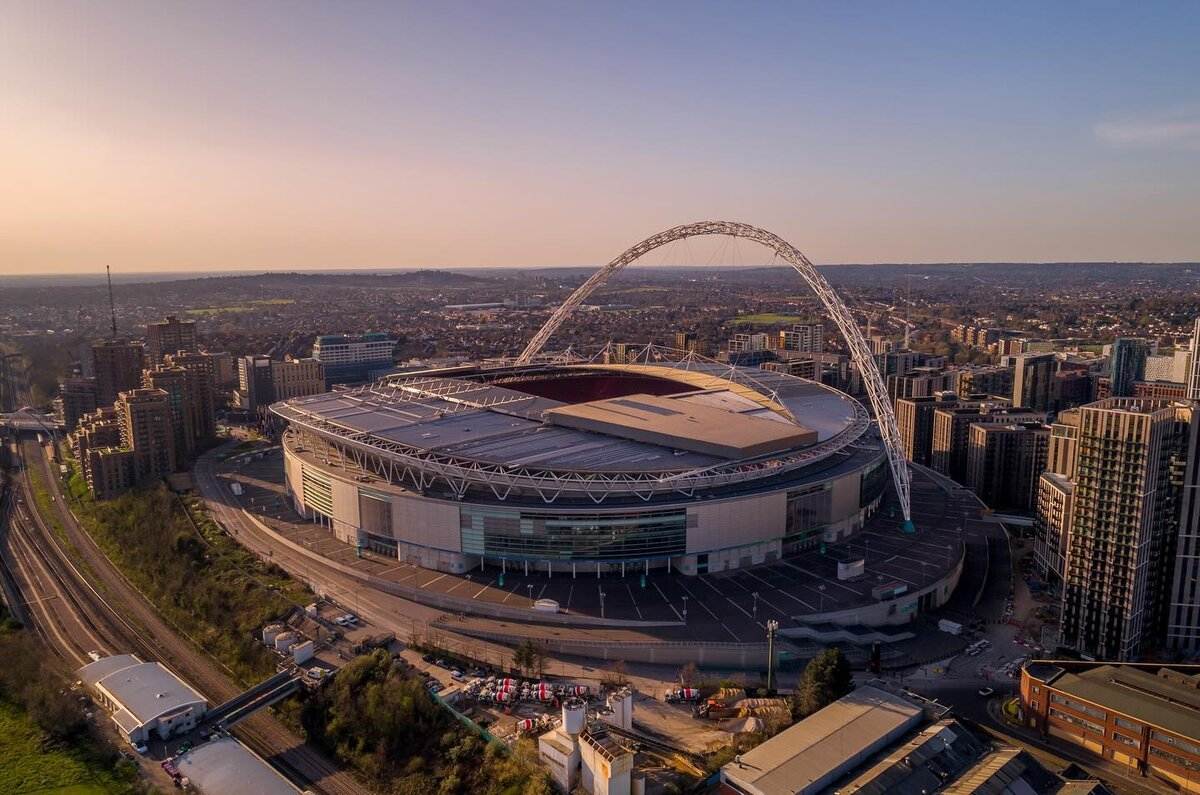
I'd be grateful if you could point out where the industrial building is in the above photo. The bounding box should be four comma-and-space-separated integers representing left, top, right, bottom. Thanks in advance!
720, 686, 924, 795
77, 654, 207, 746
721, 685, 1110, 795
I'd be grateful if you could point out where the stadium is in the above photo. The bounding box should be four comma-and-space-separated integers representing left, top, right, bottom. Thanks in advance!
273, 349, 890, 577
264, 223, 980, 632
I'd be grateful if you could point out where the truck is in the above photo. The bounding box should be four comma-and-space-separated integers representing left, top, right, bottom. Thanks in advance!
938, 618, 963, 636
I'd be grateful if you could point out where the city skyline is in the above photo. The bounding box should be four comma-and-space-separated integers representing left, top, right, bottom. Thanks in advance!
4, 1, 1200, 274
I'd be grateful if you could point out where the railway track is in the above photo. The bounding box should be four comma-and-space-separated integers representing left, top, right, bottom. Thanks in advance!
4, 438, 369, 795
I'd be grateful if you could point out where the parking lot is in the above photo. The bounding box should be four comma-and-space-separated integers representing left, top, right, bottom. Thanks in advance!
222, 447, 988, 646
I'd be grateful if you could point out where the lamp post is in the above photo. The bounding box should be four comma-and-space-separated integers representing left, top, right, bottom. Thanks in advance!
752, 591, 760, 620
599, 589, 606, 619
766, 619, 779, 692
681, 595, 688, 624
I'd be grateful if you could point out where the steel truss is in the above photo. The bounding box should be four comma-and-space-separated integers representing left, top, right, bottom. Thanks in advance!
276, 365, 872, 506
516, 220, 913, 522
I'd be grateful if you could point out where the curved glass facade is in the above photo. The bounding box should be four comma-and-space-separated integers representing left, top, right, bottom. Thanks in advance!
460, 506, 687, 561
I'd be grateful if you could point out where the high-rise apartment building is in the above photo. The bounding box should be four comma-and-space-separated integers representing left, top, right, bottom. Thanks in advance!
1059, 398, 1195, 661
1108, 337, 1150, 398
778, 323, 823, 354
237, 355, 275, 414
271, 358, 326, 401
1188, 318, 1200, 401
58, 377, 98, 432
143, 366, 196, 459
145, 315, 198, 365
91, 340, 145, 406
931, 403, 1043, 477
965, 422, 1050, 512
672, 331, 706, 356
951, 365, 1013, 400
1035, 409, 1080, 582
895, 392, 962, 466
728, 332, 770, 353
164, 351, 217, 444
887, 367, 954, 401
312, 332, 396, 384
118, 388, 176, 482
1170, 415, 1200, 653
1011, 353, 1056, 413
69, 389, 177, 498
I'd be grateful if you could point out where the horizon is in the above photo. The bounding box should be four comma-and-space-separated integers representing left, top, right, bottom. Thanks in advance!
4, 2, 1199, 274
4, 258, 1200, 287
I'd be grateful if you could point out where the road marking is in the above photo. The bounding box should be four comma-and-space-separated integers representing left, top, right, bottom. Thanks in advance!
625, 584, 642, 620
565, 584, 575, 609
650, 581, 681, 619
472, 580, 495, 599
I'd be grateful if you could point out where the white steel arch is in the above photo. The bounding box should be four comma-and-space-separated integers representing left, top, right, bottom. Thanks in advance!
517, 220, 913, 526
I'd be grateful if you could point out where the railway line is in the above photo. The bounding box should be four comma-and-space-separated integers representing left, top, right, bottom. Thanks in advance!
1, 437, 370, 795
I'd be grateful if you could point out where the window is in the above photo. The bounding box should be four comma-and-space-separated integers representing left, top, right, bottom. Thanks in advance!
461, 507, 687, 561
1114, 716, 1140, 732
1150, 746, 1200, 772
1050, 692, 1106, 721
1152, 731, 1200, 757
1049, 708, 1103, 735
1112, 732, 1139, 747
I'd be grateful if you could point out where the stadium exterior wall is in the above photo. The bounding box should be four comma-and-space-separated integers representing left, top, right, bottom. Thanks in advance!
282, 436, 886, 576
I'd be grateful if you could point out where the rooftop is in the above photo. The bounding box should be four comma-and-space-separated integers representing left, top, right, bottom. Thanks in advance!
174, 736, 301, 795
722, 686, 923, 795
78, 654, 207, 727
544, 393, 816, 459
272, 360, 865, 477
1048, 665, 1200, 741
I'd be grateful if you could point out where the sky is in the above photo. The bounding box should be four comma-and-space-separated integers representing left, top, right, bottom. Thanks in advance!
2, 1, 1199, 274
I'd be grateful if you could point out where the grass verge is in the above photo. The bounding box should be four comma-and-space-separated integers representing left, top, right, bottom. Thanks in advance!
62, 463, 311, 685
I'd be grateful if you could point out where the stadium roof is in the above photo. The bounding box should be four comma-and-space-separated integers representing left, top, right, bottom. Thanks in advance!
544, 393, 816, 458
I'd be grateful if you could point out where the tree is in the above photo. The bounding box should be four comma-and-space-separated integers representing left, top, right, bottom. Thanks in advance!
512, 639, 538, 676
791, 648, 852, 719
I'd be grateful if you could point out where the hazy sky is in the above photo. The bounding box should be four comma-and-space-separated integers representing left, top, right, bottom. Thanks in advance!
3, 1, 1199, 274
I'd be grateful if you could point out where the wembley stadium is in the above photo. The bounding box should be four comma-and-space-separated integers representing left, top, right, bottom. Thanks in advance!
270, 349, 892, 578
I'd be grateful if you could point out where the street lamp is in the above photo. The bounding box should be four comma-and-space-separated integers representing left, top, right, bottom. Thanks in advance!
817, 584, 826, 613
766, 620, 779, 692
526, 584, 534, 603
752, 591, 759, 620
599, 589, 606, 619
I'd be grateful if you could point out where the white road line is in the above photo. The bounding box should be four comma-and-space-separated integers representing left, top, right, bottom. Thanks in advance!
472, 580, 495, 599
675, 580, 721, 621
651, 582, 682, 620
625, 584, 643, 620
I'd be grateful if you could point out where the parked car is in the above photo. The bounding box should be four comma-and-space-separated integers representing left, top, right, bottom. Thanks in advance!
978, 687, 995, 697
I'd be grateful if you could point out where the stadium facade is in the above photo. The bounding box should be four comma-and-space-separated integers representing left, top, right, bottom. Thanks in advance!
271, 349, 892, 577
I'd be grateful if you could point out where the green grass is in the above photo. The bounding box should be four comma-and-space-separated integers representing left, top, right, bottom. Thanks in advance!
0, 702, 137, 795
184, 298, 294, 316
62, 462, 311, 685
730, 313, 807, 326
